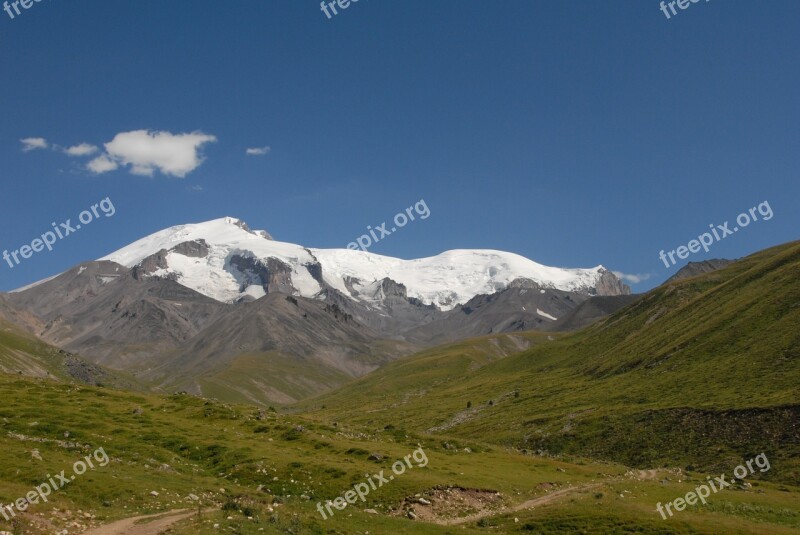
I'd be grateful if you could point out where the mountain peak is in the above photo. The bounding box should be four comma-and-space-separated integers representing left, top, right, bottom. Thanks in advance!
219, 216, 273, 240
91, 218, 629, 308
222, 215, 247, 227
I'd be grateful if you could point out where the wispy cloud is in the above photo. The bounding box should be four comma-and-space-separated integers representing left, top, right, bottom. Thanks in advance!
64, 143, 99, 157
246, 146, 271, 156
87, 154, 119, 174
612, 271, 652, 285
20, 137, 48, 152
88, 130, 217, 177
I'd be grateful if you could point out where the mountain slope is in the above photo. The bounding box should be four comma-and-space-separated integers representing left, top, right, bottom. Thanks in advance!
400, 281, 591, 345
144, 292, 413, 405
5, 261, 415, 404
7, 261, 229, 370
543, 294, 642, 332
665, 258, 735, 283
0, 315, 139, 389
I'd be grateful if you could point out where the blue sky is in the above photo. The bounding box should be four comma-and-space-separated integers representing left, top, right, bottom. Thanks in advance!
1, 0, 798, 292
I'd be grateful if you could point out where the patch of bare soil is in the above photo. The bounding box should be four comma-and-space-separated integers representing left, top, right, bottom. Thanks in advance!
392, 483, 604, 526
391, 486, 505, 523
444, 483, 602, 526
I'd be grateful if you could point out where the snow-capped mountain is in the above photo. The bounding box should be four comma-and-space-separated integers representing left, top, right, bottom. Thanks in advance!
98, 216, 629, 310
5, 216, 633, 404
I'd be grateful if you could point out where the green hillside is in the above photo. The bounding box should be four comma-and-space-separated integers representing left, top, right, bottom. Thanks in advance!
1, 373, 798, 534
300, 241, 800, 484
0, 319, 139, 391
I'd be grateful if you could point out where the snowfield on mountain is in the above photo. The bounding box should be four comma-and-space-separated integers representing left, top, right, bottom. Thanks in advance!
94, 216, 626, 309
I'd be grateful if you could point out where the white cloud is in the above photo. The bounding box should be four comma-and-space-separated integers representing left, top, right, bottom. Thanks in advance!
21, 137, 48, 152
64, 143, 99, 157
89, 130, 217, 177
246, 146, 271, 156
612, 271, 652, 285
87, 155, 119, 174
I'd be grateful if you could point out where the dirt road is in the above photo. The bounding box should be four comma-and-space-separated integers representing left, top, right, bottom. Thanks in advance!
81, 509, 199, 535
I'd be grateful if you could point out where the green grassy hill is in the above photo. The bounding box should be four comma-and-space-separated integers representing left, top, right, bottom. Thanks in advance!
1, 373, 798, 534
300, 241, 800, 484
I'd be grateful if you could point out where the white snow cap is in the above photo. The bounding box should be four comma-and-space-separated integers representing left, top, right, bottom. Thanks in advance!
100, 217, 609, 310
